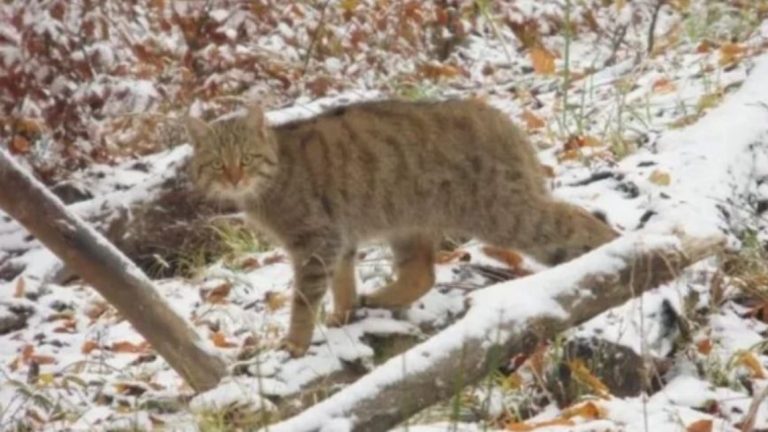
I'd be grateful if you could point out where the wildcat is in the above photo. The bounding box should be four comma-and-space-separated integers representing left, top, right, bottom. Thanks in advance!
185, 99, 618, 357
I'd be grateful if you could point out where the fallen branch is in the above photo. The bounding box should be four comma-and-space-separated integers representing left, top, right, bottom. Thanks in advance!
0, 149, 228, 392
270, 233, 724, 432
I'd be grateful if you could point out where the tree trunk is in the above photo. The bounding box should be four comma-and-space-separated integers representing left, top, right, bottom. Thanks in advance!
0, 149, 228, 392
269, 234, 724, 432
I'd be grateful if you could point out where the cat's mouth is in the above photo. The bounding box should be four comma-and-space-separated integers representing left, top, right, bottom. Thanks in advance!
208, 177, 261, 201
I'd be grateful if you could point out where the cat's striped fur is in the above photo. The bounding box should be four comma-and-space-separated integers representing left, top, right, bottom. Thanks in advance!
186, 99, 618, 356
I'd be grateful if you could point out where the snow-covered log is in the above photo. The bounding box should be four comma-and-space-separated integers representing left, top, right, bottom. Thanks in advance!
0, 149, 228, 392
271, 233, 725, 432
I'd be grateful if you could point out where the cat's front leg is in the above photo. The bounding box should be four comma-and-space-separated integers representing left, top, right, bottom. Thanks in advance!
325, 246, 358, 327
281, 233, 342, 357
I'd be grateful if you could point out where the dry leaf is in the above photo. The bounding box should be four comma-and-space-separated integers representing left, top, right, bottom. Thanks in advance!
649, 170, 671, 186
719, 43, 746, 66
562, 401, 604, 420
652, 78, 677, 94
81, 340, 99, 354
482, 246, 523, 270
436, 249, 470, 264
14, 277, 25, 298
211, 331, 238, 348
686, 419, 713, 432
696, 338, 713, 355
696, 40, 716, 54
418, 63, 463, 80
530, 46, 555, 75
29, 355, 56, 365
568, 359, 611, 398
735, 351, 766, 378
521, 110, 545, 130
265, 291, 289, 312
506, 419, 574, 431
205, 282, 232, 304
111, 341, 149, 353
10, 136, 30, 154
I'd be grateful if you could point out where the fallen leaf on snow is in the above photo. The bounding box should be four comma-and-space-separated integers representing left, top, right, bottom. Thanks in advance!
686, 419, 713, 432
649, 170, 671, 186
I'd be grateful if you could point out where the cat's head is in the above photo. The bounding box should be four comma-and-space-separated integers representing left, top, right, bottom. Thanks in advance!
185, 105, 278, 201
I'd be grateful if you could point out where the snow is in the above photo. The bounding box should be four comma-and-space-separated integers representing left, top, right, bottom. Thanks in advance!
1, 1, 768, 431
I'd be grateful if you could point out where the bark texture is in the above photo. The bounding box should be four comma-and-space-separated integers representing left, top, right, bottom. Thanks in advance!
0, 149, 228, 392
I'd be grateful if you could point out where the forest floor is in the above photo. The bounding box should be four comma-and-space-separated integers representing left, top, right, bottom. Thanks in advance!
2, 1, 768, 431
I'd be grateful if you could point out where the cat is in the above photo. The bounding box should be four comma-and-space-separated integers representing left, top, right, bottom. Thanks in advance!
185, 99, 618, 357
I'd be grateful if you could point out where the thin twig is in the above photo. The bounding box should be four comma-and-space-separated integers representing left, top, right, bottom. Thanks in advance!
741, 383, 768, 432
647, 0, 666, 55
302, 0, 332, 75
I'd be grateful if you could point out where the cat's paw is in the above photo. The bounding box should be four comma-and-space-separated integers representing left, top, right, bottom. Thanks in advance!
325, 309, 355, 327
278, 338, 309, 358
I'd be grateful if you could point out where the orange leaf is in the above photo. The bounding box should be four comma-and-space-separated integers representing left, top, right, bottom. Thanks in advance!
111, 341, 149, 353
696, 338, 712, 355
696, 40, 716, 54
10, 136, 30, 154
521, 110, 545, 130
482, 246, 523, 269
719, 43, 746, 66
687, 419, 713, 432
211, 331, 237, 348
568, 359, 611, 398
436, 249, 470, 264
506, 419, 574, 431
530, 46, 556, 75
735, 351, 766, 378
652, 78, 677, 94
562, 401, 604, 420
82, 340, 99, 354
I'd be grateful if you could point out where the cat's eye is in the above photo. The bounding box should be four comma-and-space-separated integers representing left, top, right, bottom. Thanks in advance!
212, 160, 224, 169
243, 154, 259, 165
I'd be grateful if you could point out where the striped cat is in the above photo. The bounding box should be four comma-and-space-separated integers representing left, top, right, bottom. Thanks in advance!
185, 99, 618, 357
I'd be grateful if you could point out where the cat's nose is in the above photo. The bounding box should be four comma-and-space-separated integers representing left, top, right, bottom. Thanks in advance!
224, 166, 244, 186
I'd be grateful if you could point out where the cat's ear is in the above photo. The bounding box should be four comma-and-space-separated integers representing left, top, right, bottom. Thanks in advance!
245, 104, 268, 134
183, 115, 209, 147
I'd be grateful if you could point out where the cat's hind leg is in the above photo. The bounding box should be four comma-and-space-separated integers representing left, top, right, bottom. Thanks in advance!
361, 233, 436, 309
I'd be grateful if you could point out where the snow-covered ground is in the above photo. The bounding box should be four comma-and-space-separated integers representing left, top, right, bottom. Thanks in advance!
2, 1, 768, 431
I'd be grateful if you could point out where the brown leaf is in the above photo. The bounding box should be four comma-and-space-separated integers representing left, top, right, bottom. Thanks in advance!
81, 340, 99, 354
111, 341, 149, 354
29, 355, 56, 365
562, 401, 604, 420
482, 246, 523, 270
211, 331, 237, 348
265, 291, 289, 312
530, 46, 556, 75
10, 136, 30, 154
418, 63, 463, 80
205, 282, 232, 304
521, 110, 545, 130
720, 43, 746, 65
696, 338, 713, 355
686, 419, 713, 432
652, 78, 677, 94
